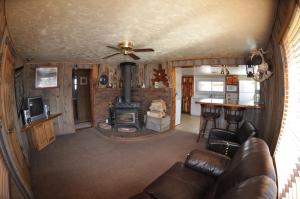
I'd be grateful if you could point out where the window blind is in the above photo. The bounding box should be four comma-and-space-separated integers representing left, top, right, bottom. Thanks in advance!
275, 5, 300, 199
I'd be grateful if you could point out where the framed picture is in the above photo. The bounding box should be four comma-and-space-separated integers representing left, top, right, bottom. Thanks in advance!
79, 76, 88, 85
35, 67, 58, 88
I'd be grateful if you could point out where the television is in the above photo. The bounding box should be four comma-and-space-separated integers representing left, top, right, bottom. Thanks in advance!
24, 96, 45, 122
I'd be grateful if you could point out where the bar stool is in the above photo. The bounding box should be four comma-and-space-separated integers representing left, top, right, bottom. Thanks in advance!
224, 107, 245, 131
197, 104, 221, 142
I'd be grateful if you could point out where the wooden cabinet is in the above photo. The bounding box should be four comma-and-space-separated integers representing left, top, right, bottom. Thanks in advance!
22, 113, 61, 151
44, 120, 55, 143
31, 120, 55, 151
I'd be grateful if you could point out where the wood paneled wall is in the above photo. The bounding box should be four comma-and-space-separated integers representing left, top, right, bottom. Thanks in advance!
0, 1, 34, 197
260, 0, 297, 153
0, 0, 5, 43
24, 63, 75, 135
24, 62, 174, 131
0, 154, 9, 199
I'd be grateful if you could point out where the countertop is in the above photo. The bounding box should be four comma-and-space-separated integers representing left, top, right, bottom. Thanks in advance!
195, 98, 263, 109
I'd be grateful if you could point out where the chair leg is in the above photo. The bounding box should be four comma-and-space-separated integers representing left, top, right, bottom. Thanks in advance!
196, 127, 201, 142
202, 120, 208, 137
235, 122, 239, 131
226, 122, 230, 130
213, 119, 217, 128
197, 119, 207, 141
197, 117, 203, 142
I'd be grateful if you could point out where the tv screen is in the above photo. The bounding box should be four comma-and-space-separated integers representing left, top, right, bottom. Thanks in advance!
25, 96, 45, 122
29, 97, 44, 116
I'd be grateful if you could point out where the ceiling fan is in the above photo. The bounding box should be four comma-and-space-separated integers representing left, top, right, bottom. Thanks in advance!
102, 41, 154, 60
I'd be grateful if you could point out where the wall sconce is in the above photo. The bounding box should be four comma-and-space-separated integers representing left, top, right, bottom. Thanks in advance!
220, 65, 230, 75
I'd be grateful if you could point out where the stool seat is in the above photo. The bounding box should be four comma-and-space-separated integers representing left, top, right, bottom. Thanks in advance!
224, 107, 245, 131
197, 104, 221, 142
202, 112, 220, 119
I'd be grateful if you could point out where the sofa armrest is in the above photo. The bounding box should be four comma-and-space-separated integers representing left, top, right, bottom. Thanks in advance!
184, 149, 231, 177
208, 140, 241, 158
208, 128, 239, 142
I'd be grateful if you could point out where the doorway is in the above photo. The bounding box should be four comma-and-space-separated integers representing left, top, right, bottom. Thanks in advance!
72, 69, 92, 129
174, 69, 199, 134
181, 76, 194, 114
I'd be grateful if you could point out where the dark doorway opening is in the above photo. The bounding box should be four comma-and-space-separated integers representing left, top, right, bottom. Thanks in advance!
72, 69, 92, 129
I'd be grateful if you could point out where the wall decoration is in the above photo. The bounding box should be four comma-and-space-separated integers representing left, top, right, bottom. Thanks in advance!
35, 67, 58, 88
99, 74, 108, 85
79, 76, 88, 85
14, 66, 24, 117
151, 64, 169, 87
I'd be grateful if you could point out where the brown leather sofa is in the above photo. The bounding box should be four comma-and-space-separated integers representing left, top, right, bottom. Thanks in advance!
130, 138, 277, 199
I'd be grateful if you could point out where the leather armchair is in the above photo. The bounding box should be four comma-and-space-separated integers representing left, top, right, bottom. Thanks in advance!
208, 121, 257, 157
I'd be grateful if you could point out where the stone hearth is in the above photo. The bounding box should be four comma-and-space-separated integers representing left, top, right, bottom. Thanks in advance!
93, 88, 172, 126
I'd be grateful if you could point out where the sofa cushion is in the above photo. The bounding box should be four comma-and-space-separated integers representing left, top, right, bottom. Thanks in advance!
219, 176, 277, 199
210, 138, 276, 198
236, 121, 257, 143
145, 162, 215, 199
185, 149, 230, 177
130, 192, 155, 199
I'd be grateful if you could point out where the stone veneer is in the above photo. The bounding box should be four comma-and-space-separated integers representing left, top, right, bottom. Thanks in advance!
93, 87, 173, 126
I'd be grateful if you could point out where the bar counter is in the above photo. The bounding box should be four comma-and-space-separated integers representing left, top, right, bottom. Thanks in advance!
195, 98, 263, 109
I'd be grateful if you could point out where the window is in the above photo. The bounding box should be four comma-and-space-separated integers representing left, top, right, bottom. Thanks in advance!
274, 6, 300, 199
198, 81, 212, 92
197, 80, 224, 92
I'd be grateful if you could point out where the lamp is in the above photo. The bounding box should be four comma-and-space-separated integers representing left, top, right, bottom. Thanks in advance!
246, 60, 254, 77
220, 65, 230, 75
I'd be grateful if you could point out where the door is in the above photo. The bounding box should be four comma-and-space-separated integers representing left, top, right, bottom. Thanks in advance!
72, 69, 92, 128
0, 45, 32, 197
181, 76, 194, 114
32, 123, 48, 150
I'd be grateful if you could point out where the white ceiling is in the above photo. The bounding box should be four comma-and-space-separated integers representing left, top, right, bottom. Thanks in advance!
6, 0, 277, 63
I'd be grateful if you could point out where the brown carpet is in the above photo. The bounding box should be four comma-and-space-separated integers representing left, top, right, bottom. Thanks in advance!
30, 128, 206, 199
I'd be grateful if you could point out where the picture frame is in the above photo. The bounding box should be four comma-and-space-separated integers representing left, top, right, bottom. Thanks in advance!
79, 76, 88, 85
35, 67, 58, 88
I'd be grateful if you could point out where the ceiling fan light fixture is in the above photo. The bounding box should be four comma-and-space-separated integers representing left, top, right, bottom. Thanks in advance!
102, 41, 154, 60
118, 41, 134, 50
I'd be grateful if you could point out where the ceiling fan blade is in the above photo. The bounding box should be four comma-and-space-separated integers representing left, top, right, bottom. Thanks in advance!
133, 48, 154, 52
106, 46, 121, 51
102, 53, 121, 59
128, 53, 140, 60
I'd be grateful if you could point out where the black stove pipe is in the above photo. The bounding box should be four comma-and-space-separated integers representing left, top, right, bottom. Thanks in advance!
120, 62, 136, 103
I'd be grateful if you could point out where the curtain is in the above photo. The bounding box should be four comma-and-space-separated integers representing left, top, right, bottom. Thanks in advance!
275, 5, 300, 199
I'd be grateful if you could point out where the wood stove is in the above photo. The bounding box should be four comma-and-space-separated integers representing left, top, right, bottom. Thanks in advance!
114, 62, 140, 129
